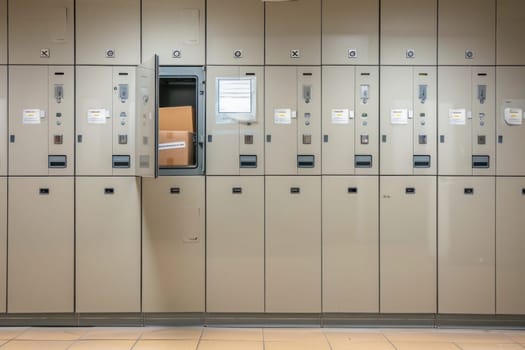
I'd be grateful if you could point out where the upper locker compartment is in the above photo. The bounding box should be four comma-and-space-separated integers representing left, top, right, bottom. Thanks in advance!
142, 0, 205, 66
206, 66, 264, 175
8, 0, 74, 64
322, 0, 379, 65
438, 0, 495, 65
265, 0, 321, 65
0, 0, 7, 64
380, 0, 437, 65
76, 0, 140, 65
497, 0, 525, 65
207, 0, 264, 65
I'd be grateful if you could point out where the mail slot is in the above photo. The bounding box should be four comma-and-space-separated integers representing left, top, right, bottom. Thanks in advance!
413, 155, 431, 168
355, 155, 372, 168
48, 155, 67, 168
472, 155, 490, 169
112, 155, 130, 168
297, 155, 315, 168
240, 155, 257, 168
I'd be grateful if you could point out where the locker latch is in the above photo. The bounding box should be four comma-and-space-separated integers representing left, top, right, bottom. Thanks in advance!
297, 155, 315, 168
418, 135, 427, 145
54, 84, 64, 104
477, 135, 486, 145
232, 187, 243, 194
118, 134, 128, 145
104, 188, 115, 195
472, 155, 489, 169
303, 85, 312, 104
405, 187, 416, 194
355, 155, 372, 168
119, 84, 129, 102
240, 155, 257, 168
170, 187, 181, 194
360, 84, 369, 104
39, 188, 50, 195
348, 187, 358, 193
54, 135, 63, 145
9, 135, 15, 143
464, 188, 474, 195
413, 155, 431, 168
290, 187, 300, 194
477, 85, 487, 104
302, 134, 312, 145
244, 135, 254, 145
418, 85, 427, 104
360, 134, 369, 145
48, 155, 67, 168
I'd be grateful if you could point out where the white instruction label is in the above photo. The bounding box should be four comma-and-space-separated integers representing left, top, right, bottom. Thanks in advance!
390, 109, 408, 124
23, 109, 43, 124
87, 109, 109, 124
331, 109, 351, 124
159, 141, 186, 150
449, 108, 467, 125
274, 108, 292, 124
504, 108, 523, 125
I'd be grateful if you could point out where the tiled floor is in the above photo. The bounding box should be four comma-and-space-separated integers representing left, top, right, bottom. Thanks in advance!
0, 327, 523, 349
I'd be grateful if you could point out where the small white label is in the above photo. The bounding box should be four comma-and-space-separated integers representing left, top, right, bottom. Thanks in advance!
274, 108, 292, 124
504, 107, 523, 125
449, 108, 467, 125
87, 109, 109, 124
23, 109, 42, 124
390, 109, 408, 124
331, 109, 350, 124
159, 141, 186, 150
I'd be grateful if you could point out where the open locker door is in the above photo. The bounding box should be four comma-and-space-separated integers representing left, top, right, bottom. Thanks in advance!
135, 55, 159, 177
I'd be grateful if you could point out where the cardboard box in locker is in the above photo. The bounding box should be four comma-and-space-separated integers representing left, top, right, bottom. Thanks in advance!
159, 130, 194, 167
159, 106, 195, 132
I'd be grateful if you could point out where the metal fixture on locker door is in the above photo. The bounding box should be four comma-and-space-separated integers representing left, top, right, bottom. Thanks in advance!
172, 49, 182, 58
465, 50, 474, 59
348, 49, 358, 59
406, 49, 416, 59
303, 85, 311, 103
40, 48, 50, 58
290, 49, 301, 59
54, 84, 64, 104
477, 85, 487, 104
360, 85, 369, 104
233, 49, 243, 59
105, 49, 116, 58
419, 85, 427, 104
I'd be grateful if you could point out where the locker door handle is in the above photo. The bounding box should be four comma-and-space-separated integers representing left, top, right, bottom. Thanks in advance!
405, 187, 416, 194
303, 85, 312, 103
522, 188, 525, 195
77, 135, 83, 143
170, 187, 181, 194
39, 188, 50, 195
418, 84, 427, 104
9, 135, 15, 143
104, 188, 115, 195
232, 187, 242, 194
464, 188, 474, 195
348, 187, 358, 193
477, 85, 487, 104
290, 187, 300, 194
498, 135, 503, 144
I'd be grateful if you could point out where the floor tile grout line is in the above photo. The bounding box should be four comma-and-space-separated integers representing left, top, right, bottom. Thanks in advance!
383, 331, 399, 350
321, 328, 333, 350
195, 326, 204, 350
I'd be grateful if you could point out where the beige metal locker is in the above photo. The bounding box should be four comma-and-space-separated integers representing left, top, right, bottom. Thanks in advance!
76, 66, 135, 176
322, 0, 379, 65
266, 176, 321, 313
380, 66, 436, 175
265, 67, 321, 175
496, 67, 525, 176
206, 66, 264, 175
0, 0, 6, 64
496, 177, 525, 314
142, 176, 204, 312
206, 176, 264, 313
0, 178, 6, 313
438, 176, 495, 314
322, 176, 379, 312
76, 0, 140, 65
76, 177, 141, 313
8, 177, 73, 313
9, 66, 74, 176
8, 0, 74, 64
142, 0, 205, 66
380, 0, 437, 65
497, 0, 525, 65
438, 67, 495, 176
322, 66, 378, 175
207, 0, 264, 65
380, 176, 436, 313
265, 0, 321, 65
438, 0, 496, 65
0, 66, 6, 176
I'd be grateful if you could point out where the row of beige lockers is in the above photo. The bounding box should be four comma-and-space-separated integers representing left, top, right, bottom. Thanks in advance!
0, 65, 524, 176
0, 175, 523, 315
0, 0, 524, 66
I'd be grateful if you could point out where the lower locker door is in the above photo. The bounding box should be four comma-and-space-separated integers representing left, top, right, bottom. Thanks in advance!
76, 177, 141, 313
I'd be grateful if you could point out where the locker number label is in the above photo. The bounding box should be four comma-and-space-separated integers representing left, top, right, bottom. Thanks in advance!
504, 107, 523, 126
449, 109, 467, 125
390, 109, 409, 124
87, 109, 109, 124
274, 108, 292, 124
23, 109, 43, 124
331, 109, 352, 124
